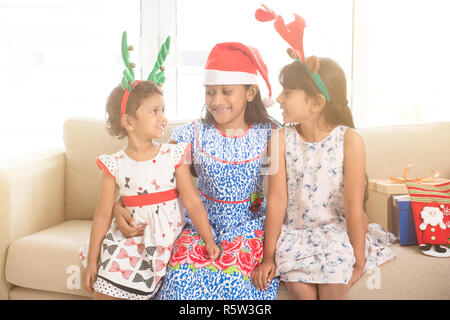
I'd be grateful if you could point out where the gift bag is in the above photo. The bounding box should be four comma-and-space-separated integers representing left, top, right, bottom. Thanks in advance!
406, 180, 450, 258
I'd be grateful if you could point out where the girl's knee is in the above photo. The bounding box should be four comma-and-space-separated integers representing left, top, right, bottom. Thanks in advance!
285, 282, 318, 300
317, 284, 348, 300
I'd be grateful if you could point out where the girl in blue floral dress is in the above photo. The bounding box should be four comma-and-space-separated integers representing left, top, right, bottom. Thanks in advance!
114, 42, 280, 299
253, 7, 396, 300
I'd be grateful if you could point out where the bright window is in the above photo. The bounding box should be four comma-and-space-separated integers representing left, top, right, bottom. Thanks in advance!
2, 0, 449, 160
356, 0, 450, 126
0, 0, 140, 158
175, 0, 353, 123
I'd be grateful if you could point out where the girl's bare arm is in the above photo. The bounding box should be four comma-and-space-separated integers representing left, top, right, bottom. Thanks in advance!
86, 171, 117, 267
175, 162, 215, 246
253, 128, 288, 290
343, 129, 368, 269
263, 128, 288, 262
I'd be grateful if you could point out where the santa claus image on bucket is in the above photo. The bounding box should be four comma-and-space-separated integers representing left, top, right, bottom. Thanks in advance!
418, 204, 448, 254
407, 180, 450, 258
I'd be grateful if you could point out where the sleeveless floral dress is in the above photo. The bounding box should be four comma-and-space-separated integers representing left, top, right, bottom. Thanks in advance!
157, 120, 280, 299
79, 142, 190, 299
275, 126, 397, 284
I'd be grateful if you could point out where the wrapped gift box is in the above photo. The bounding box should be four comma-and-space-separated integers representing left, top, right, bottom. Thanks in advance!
392, 195, 418, 245
366, 179, 409, 232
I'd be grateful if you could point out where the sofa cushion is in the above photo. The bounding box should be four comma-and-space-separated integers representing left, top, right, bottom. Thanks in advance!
347, 244, 450, 299
7, 218, 450, 299
63, 118, 187, 220
277, 244, 450, 300
358, 122, 450, 179
5, 220, 92, 298
63, 119, 450, 221
9, 287, 89, 300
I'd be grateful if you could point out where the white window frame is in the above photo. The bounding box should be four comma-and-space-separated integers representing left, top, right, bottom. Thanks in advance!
141, 0, 178, 120
351, 0, 370, 126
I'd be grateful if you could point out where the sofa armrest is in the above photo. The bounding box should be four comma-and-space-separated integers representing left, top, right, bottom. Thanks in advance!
0, 148, 66, 299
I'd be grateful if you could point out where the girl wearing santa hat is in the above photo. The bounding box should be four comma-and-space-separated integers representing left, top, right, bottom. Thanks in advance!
252, 5, 397, 299
113, 42, 280, 299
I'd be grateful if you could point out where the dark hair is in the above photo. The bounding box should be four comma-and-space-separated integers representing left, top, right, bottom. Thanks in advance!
279, 58, 369, 206
201, 85, 273, 125
279, 57, 355, 128
188, 85, 278, 177
105, 81, 163, 138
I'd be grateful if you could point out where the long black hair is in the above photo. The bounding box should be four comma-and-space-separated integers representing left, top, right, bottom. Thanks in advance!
189, 85, 279, 177
279, 58, 369, 206
279, 58, 355, 128
201, 85, 273, 125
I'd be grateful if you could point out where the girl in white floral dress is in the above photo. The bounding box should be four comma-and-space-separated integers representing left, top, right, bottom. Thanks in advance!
253, 8, 396, 300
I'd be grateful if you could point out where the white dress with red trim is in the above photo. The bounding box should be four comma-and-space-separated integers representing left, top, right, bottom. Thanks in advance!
78, 142, 191, 299
157, 120, 280, 300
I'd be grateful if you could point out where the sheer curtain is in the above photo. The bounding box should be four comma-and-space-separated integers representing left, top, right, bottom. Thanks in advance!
358, 0, 450, 126
175, 0, 353, 123
0, 0, 140, 159
174, 0, 450, 126
3, 0, 449, 160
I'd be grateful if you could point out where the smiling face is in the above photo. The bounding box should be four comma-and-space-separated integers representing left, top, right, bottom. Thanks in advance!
129, 93, 167, 139
276, 88, 314, 124
205, 85, 257, 126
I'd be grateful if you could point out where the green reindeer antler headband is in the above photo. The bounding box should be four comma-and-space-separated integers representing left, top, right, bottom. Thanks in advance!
120, 31, 171, 123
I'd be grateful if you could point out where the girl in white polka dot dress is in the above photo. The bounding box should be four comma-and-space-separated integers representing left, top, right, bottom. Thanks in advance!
79, 44, 219, 299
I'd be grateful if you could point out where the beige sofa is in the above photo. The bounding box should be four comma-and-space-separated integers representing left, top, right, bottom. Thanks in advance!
1, 118, 449, 300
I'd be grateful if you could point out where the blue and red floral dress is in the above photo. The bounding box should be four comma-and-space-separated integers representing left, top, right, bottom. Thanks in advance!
157, 120, 280, 299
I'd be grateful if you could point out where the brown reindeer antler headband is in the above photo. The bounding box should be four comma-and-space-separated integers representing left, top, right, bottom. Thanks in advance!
255, 5, 330, 101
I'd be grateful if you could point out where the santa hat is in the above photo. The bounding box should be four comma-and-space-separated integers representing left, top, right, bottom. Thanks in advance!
203, 42, 274, 107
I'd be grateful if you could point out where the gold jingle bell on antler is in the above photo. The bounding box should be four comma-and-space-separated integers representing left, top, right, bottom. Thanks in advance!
160, 66, 165, 72
128, 45, 134, 51
130, 63, 136, 68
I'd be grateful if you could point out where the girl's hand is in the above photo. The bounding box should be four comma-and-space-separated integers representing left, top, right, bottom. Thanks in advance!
205, 242, 220, 260
113, 199, 146, 238
252, 258, 276, 291
83, 263, 98, 294
347, 263, 365, 288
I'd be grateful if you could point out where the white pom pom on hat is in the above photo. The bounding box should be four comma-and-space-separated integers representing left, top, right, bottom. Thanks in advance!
203, 42, 274, 108
263, 96, 275, 108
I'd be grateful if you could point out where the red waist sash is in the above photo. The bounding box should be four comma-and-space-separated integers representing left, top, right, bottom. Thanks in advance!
122, 189, 179, 207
